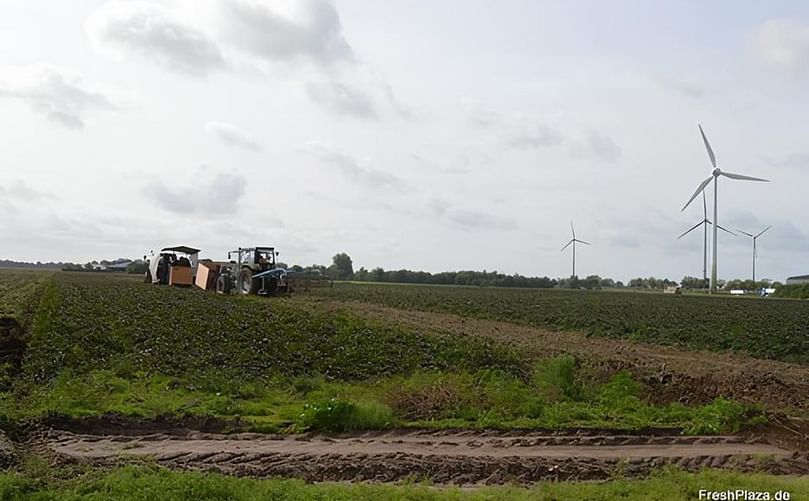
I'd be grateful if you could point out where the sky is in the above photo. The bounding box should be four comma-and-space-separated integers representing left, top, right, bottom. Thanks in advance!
1, 0, 809, 282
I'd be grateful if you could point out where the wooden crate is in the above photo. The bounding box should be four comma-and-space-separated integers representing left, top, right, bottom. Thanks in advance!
169, 266, 193, 286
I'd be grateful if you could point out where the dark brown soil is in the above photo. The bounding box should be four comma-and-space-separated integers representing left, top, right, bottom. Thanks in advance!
36, 429, 809, 485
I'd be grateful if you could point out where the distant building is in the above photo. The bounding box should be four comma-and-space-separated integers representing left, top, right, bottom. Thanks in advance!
786, 275, 809, 285
105, 260, 132, 272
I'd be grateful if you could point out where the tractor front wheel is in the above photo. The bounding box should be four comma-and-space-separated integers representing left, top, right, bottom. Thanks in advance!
239, 268, 258, 295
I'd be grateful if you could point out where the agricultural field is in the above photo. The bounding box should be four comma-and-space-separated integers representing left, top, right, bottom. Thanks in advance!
311, 282, 809, 364
0, 270, 808, 497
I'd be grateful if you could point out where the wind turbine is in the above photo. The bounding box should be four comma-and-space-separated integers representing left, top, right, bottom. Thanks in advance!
737, 226, 771, 283
681, 124, 769, 293
561, 221, 590, 278
678, 190, 736, 286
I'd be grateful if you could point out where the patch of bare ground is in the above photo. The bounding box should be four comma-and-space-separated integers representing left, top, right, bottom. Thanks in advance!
302, 299, 809, 416
34, 429, 809, 485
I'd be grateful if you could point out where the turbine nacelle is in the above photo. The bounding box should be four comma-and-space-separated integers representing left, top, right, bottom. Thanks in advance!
712, 167, 721, 177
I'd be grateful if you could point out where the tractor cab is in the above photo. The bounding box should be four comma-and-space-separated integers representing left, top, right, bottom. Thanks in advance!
230, 247, 277, 271
147, 246, 200, 286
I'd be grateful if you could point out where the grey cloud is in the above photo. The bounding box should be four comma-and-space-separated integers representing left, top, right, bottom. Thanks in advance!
767, 152, 809, 169
304, 80, 377, 118
305, 142, 402, 189
584, 131, 621, 163
506, 121, 566, 150
87, 1, 226, 76
0, 65, 118, 129
143, 168, 246, 216
659, 76, 706, 99
218, 0, 353, 64
205, 121, 262, 151
0, 180, 54, 201
461, 98, 502, 128
754, 19, 809, 72
428, 195, 516, 231
570, 130, 621, 163
445, 208, 517, 231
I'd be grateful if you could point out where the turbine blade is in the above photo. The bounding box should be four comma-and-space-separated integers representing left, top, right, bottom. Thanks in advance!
720, 171, 769, 182
699, 124, 716, 168
561, 240, 573, 251
677, 221, 704, 239
702, 189, 707, 217
576, 239, 591, 245
681, 176, 713, 212
755, 225, 772, 238
716, 225, 736, 236
570, 220, 575, 239
736, 229, 754, 237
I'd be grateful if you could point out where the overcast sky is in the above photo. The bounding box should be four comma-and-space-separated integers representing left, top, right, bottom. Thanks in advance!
1, 0, 808, 282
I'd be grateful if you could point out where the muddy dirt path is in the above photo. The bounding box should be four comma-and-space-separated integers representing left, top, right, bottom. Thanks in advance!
38, 429, 809, 484
303, 298, 809, 414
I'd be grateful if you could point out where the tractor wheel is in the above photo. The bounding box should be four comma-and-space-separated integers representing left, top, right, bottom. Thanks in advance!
239, 268, 258, 295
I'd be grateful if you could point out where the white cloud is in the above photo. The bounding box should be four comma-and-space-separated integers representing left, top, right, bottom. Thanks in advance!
143, 167, 247, 216
217, 0, 353, 64
86, 1, 226, 76
304, 141, 403, 189
304, 79, 376, 118
205, 121, 262, 151
0, 180, 54, 201
444, 208, 516, 231
576, 130, 622, 163
0, 65, 119, 129
506, 120, 566, 150
754, 19, 809, 72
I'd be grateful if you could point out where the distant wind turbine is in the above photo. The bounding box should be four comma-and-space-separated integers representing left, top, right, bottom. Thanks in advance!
561, 221, 590, 278
681, 124, 769, 293
737, 226, 771, 283
678, 190, 736, 285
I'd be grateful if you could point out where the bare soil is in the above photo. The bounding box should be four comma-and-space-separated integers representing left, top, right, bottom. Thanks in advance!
35, 429, 809, 484
306, 299, 809, 414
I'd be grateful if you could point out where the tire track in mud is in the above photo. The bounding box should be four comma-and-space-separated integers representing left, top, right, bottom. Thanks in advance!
38, 430, 809, 484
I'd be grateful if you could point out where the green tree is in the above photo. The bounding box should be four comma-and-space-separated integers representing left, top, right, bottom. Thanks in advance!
331, 253, 354, 280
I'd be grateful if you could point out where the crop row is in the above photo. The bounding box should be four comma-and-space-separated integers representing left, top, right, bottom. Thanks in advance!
311, 283, 809, 364
22, 273, 525, 384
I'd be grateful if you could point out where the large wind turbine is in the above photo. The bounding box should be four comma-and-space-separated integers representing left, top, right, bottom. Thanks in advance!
561, 221, 590, 278
678, 190, 736, 285
681, 124, 769, 293
737, 226, 771, 283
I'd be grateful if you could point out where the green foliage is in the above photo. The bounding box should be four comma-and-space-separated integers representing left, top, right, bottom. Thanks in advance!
296, 397, 394, 432
775, 283, 809, 299
683, 398, 765, 435
0, 464, 807, 501
22, 273, 525, 383
382, 362, 762, 432
314, 282, 809, 363
0, 270, 52, 322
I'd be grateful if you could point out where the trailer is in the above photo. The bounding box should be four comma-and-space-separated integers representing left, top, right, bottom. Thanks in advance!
145, 246, 200, 286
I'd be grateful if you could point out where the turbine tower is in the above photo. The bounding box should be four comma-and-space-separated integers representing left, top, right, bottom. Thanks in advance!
678, 190, 735, 285
737, 226, 771, 283
561, 221, 590, 278
681, 125, 769, 293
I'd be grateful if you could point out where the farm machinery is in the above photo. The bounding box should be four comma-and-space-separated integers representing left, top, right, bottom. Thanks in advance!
145, 244, 330, 296
195, 246, 330, 296
144, 246, 200, 286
